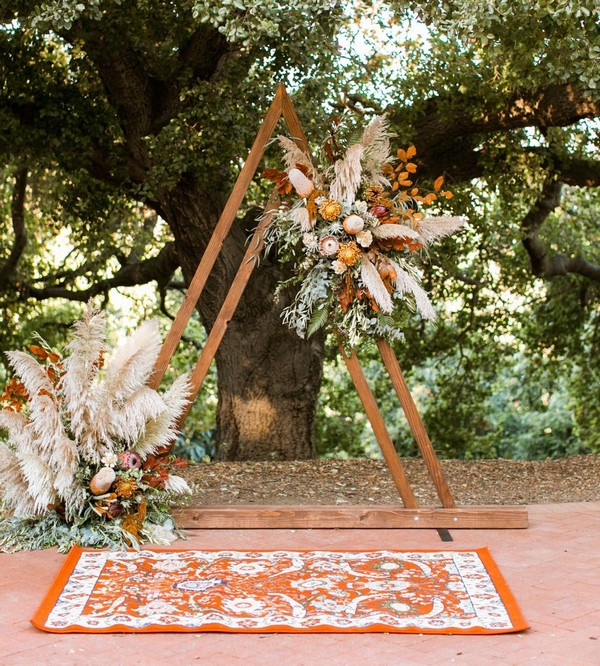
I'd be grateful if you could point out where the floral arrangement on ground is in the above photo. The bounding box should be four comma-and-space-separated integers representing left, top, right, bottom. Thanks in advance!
263, 115, 467, 347
0, 303, 192, 552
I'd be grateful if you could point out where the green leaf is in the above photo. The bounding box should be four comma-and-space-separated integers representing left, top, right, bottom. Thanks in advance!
377, 313, 396, 329
306, 303, 330, 338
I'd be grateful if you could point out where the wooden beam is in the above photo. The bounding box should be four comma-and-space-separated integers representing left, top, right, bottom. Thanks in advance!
148, 86, 286, 390
279, 86, 310, 153
377, 339, 456, 509
174, 504, 529, 530
339, 343, 418, 509
175, 204, 278, 427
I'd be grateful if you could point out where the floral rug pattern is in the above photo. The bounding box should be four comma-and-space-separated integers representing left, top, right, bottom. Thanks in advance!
32, 547, 527, 634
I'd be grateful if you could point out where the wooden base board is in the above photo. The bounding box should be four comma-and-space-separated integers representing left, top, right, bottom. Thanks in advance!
174, 504, 528, 530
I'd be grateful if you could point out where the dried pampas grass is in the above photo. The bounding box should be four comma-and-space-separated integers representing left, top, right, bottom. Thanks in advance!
0, 445, 35, 516
417, 216, 467, 245
330, 143, 365, 203
0, 304, 191, 522
277, 136, 318, 183
102, 319, 162, 405
328, 115, 396, 203
133, 374, 191, 459
61, 302, 106, 441
372, 224, 420, 241
360, 255, 394, 313
389, 260, 437, 320
360, 115, 393, 186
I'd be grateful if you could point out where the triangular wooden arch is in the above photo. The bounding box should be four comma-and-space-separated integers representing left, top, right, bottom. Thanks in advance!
151, 85, 527, 530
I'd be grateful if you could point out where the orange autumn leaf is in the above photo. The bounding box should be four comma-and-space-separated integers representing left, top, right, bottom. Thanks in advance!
410, 188, 419, 196
396, 148, 408, 162
434, 176, 445, 192
339, 289, 353, 313
396, 171, 409, 180
392, 181, 399, 191
48, 351, 61, 364
406, 145, 417, 158
442, 190, 454, 199
405, 162, 417, 173
398, 179, 413, 187
261, 168, 292, 195
28, 344, 48, 360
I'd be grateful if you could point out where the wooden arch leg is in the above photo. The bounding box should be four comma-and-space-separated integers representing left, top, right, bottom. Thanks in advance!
339, 343, 418, 509
377, 339, 456, 509
174, 206, 278, 428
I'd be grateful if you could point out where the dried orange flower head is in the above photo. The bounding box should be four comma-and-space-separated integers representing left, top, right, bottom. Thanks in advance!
318, 198, 342, 221
365, 185, 384, 201
337, 241, 363, 266
114, 477, 138, 499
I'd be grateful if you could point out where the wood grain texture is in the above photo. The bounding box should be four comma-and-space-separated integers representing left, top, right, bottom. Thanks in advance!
175, 205, 278, 427
174, 504, 529, 529
148, 85, 285, 390
377, 339, 456, 509
339, 343, 418, 509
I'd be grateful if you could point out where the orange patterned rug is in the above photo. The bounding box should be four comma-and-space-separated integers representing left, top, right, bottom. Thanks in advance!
31, 547, 527, 634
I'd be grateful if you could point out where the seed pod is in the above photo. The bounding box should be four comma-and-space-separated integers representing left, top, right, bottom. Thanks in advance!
89, 467, 116, 495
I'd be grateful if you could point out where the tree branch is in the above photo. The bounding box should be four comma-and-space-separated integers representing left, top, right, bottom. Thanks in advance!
408, 83, 600, 157
18, 241, 180, 301
0, 168, 28, 282
521, 178, 600, 281
554, 156, 600, 188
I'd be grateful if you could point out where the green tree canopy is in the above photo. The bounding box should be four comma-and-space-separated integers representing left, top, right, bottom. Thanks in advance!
1, 0, 598, 460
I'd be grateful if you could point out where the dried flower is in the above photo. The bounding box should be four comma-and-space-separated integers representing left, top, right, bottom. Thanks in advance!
163, 474, 191, 494
318, 198, 342, 221
121, 514, 140, 541
107, 502, 125, 518
114, 477, 138, 499
302, 233, 318, 251
332, 260, 348, 274
118, 451, 142, 470
101, 453, 119, 467
370, 204, 389, 218
288, 168, 314, 198
319, 235, 340, 257
343, 215, 365, 235
356, 230, 373, 248
365, 185, 384, 201
337, 241, 363, 267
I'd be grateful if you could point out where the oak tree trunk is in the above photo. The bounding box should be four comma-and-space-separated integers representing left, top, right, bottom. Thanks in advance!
160, 178, 324, 460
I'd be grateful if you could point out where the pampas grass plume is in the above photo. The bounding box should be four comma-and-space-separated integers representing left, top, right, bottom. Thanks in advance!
360, 255, 394, 313
417, 216, 467, 245
372, 224, 420, 241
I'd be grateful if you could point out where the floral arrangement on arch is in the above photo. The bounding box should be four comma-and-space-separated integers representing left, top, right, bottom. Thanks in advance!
263, 115, 466, 346
0, 303, 192, 552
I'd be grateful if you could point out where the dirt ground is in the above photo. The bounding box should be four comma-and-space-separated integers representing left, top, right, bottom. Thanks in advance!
181, 454, 600, 506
